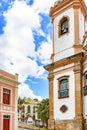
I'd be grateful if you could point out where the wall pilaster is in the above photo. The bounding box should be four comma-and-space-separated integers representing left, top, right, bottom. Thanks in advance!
71, 53, 84, 130
74, 60, 83, 119
48, 74, 55, 130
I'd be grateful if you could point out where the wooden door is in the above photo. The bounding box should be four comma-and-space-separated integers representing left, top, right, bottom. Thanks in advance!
3, 115, 10, 130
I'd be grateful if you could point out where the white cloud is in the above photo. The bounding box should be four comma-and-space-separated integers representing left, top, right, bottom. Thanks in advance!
0, 3, 2, 7
0, 0, 45, 78
37, 36, 52, 64
0, 0, 53, 100
84, 0, 87, 5
32, 0, 54, 14
18, 83, 42, 101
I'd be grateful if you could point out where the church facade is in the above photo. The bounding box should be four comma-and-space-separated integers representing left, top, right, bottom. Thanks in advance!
44, 0, 87, 130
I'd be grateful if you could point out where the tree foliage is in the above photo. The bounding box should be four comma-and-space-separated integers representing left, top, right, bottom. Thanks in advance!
18, 97, 25, 110
37, 98, 49, 127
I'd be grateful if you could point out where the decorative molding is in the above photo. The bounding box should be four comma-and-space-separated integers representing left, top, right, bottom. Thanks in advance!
60, 105, 68, 113
0, 75, 19, 87
50, 0, 87, 18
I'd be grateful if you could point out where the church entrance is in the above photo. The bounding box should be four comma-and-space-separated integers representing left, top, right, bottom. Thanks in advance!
3, 115, 10, 130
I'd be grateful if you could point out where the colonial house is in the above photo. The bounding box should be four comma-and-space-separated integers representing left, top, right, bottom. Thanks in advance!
44, 0, 87, 130
18, 98, 39, 123
0, 69, 19, 130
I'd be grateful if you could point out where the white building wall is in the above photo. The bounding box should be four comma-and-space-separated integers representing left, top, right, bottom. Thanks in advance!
83, 96, 87, 118
54, 70, 75, 120
53, 8, 74, 62
79, 9, 85, 45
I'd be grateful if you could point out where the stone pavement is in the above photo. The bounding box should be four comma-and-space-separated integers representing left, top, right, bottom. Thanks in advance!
18, 122, 40, 130
18, 127, 29, 130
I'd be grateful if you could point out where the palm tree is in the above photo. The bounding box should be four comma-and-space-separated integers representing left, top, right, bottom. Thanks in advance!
36, 98, 49, 127
18, 97, 25, 121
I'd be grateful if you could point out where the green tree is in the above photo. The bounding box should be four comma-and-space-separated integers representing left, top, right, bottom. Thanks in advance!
18, 97, 25, 121
18, 97, 25, 110
37, 98, 49, 127
18, 96, 25, 104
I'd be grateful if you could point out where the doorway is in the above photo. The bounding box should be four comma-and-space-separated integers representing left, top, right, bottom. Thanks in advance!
3, 115, 10, 130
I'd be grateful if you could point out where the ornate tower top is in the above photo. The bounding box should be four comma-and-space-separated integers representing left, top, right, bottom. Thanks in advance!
49, 0, 87, 62
50, 0, 87, 17
54, 0, 64, 6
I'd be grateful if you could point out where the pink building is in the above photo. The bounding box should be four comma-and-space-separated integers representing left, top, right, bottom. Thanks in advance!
0, 69, 19, 130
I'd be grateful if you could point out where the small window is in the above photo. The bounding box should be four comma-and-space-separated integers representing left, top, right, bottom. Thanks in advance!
60, 105, 68, 113
58, 76, 69, 98
58, 17, 69, 36
61, 18, 68, 34
3, 88, 10, 105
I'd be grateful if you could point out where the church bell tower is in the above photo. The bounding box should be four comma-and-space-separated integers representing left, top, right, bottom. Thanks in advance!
44, 0, 87, 130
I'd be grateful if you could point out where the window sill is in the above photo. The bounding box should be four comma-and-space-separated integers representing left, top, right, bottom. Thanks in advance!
1, 103, 12, 107
58, 96, 69, 99
58, 31, 69, 38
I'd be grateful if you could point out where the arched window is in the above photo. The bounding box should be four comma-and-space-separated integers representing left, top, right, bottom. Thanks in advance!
58, 16, 69, 36
27, 105, 30, 113
58, 76, 69, 98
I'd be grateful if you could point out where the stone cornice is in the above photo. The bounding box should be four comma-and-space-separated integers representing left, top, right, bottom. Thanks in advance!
0, 75, 19, 87
69, 52, 84, 63
50, 0, 87, 19
44, 52, 84, 71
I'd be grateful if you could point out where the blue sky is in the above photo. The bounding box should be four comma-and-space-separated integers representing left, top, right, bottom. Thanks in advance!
0, 0, 87, 100
0, 0, 55, 100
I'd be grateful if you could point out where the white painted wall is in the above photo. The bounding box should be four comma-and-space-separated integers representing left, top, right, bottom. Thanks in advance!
54, 70, 75, 120
79, 9, 85, 45
53, 8, 74, 62
83, 96, 87, 118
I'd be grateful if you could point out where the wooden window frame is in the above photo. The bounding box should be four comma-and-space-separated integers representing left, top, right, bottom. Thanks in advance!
58, 76, 69, 99
3, 88, 10, 105
58, 16, 69, 37
83, 71, 87, 95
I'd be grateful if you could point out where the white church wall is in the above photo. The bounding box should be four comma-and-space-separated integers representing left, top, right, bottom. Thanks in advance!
53, 8, 74, 62
54, 47, 74, 62
83, 96, 87, 118
79, 9, 85, 45
54, 70, 75, 120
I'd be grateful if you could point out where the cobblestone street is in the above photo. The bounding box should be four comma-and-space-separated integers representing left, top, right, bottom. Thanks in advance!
18, 127, 30, 130
18, 122, 40, 130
